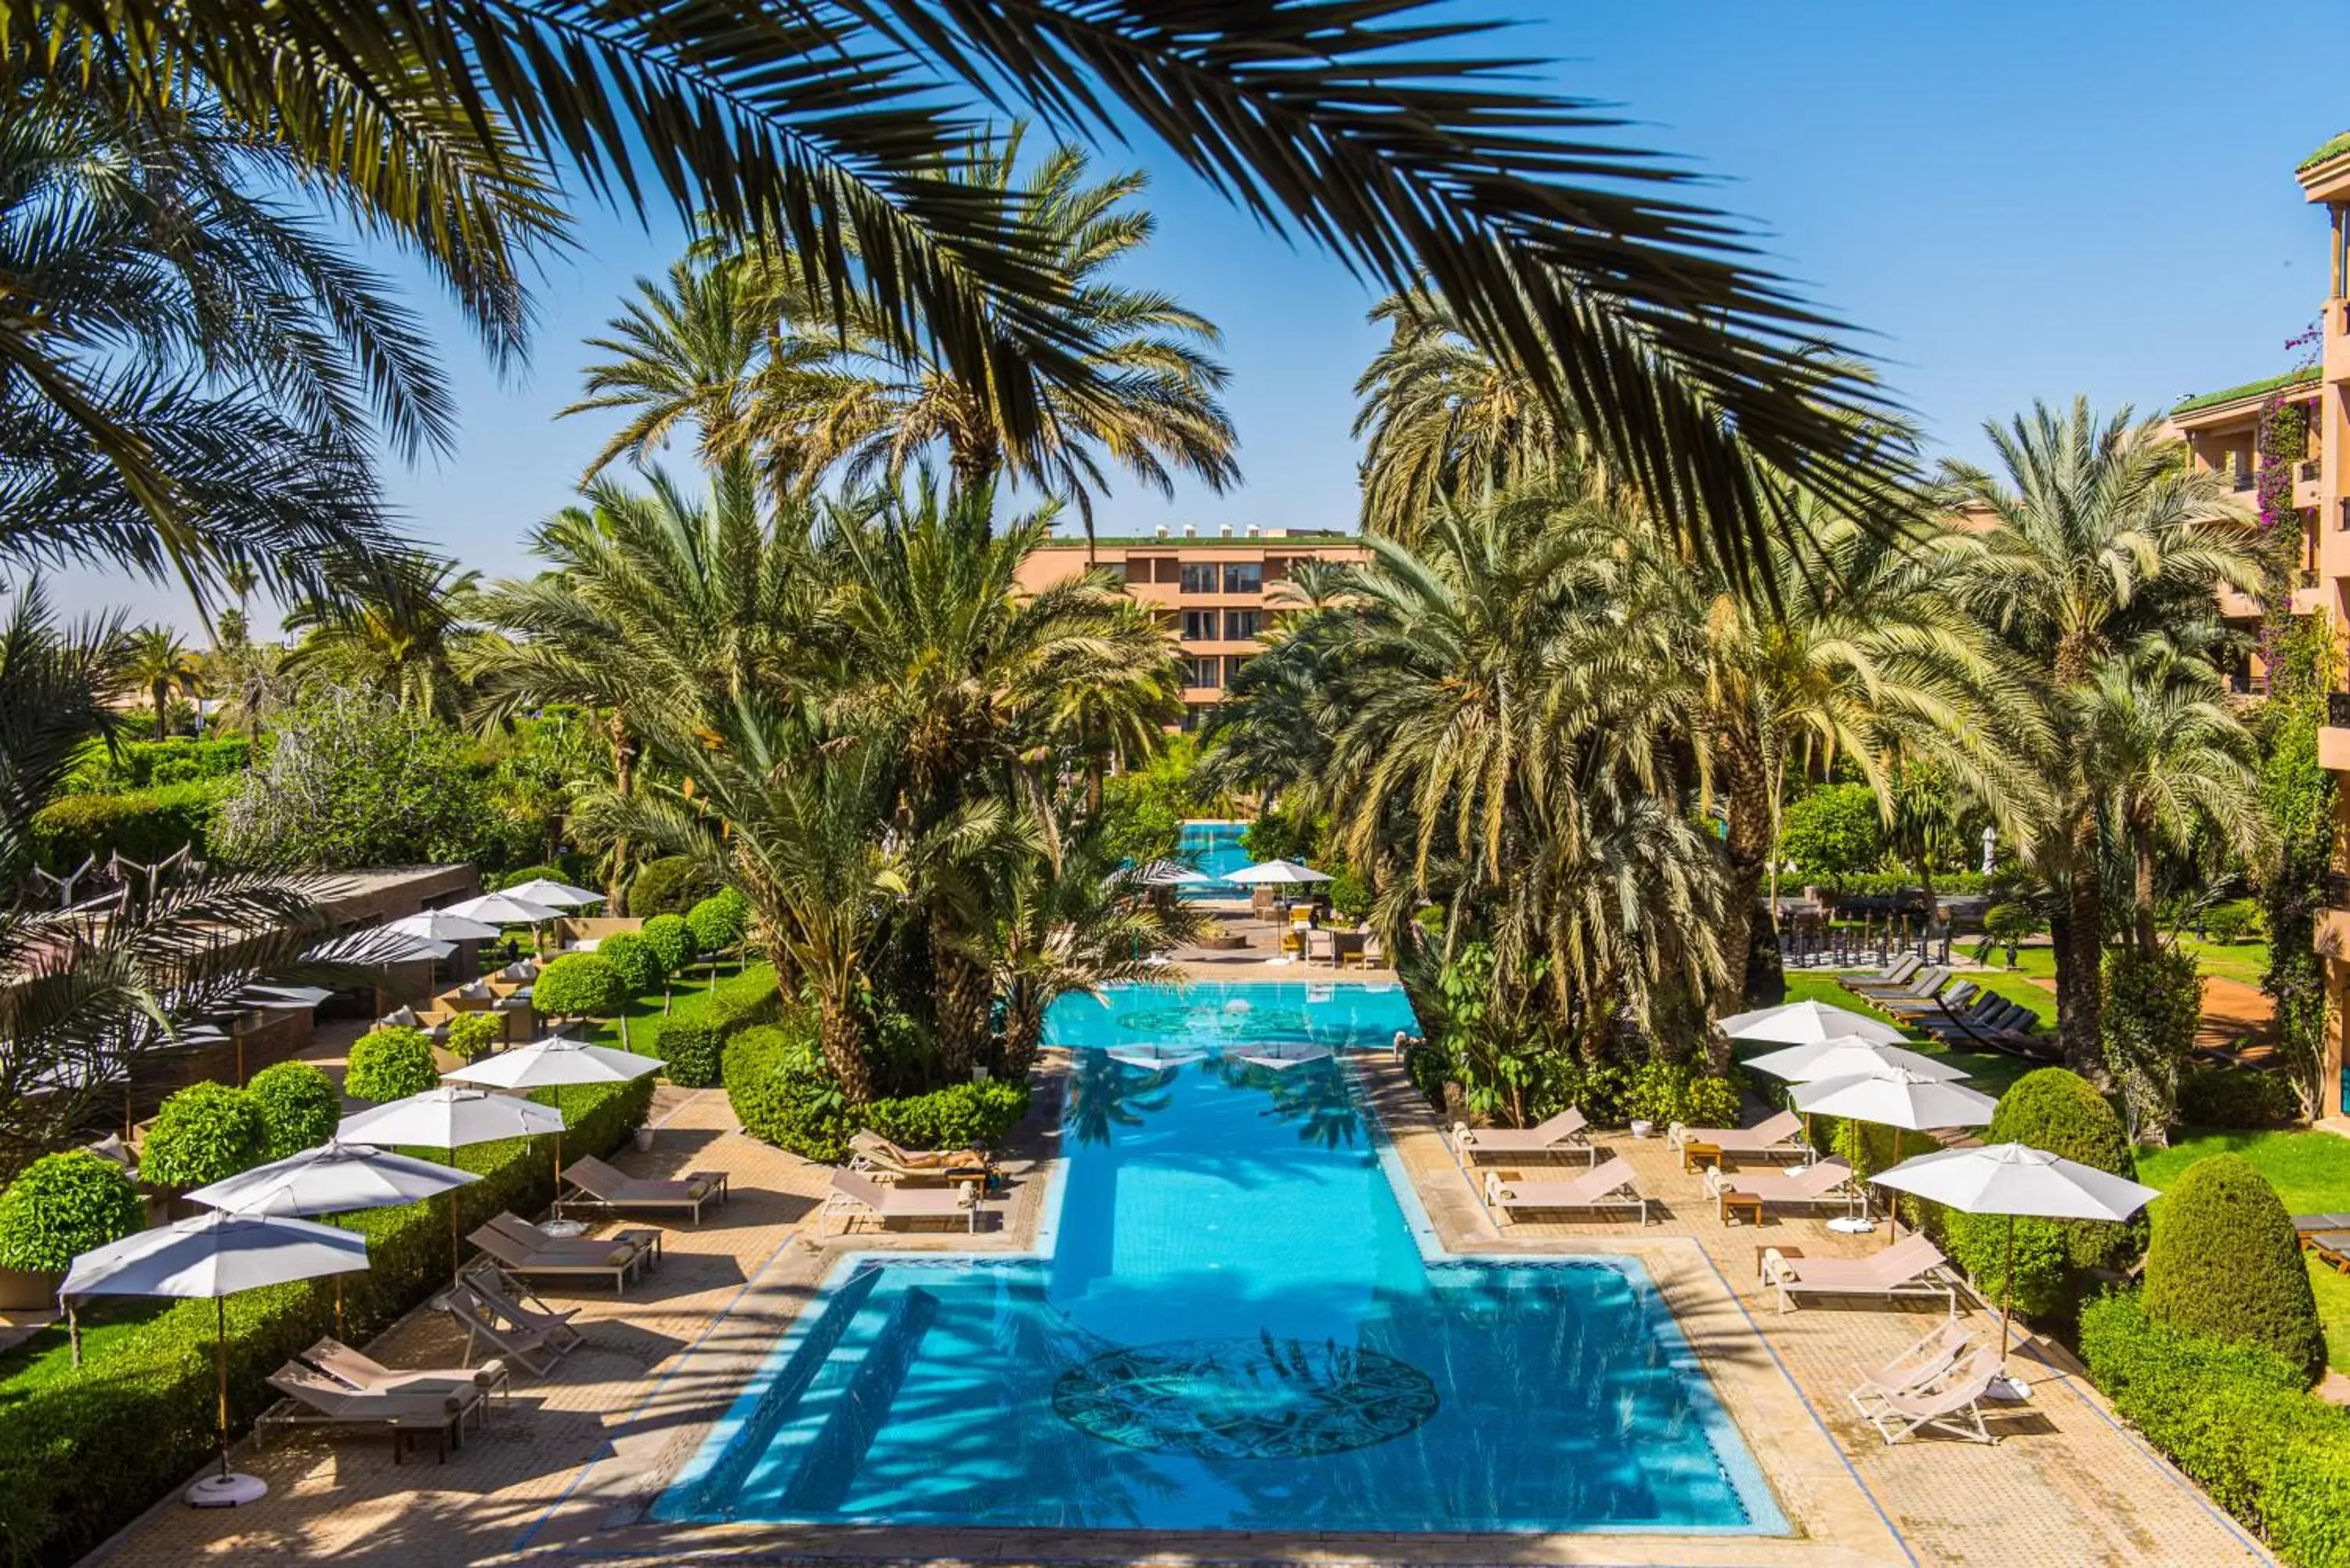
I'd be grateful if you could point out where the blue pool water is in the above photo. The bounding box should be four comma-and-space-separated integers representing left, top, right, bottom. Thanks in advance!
1177, 819, 1250, 899
656, 983, 1782, 1535
1047, 978, 1419, 1053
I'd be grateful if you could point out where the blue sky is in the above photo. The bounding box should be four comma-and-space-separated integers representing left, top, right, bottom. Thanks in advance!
60, 1, 2343, 630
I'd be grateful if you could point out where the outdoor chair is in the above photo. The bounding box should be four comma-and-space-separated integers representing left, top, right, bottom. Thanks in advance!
1448, 1107, 1596, 1166
1304, 928, 1337, 966
824, 1169, 991, 1234
846, 1130, 992, 1187
468, 1215, 652, 1294
258, 1364, 483, 1463
1853, 953, 1922, 989
1481, 1161, 1649, 1225
1667, 1108, 1807, 1162
1882, 979, 1976, 1021
1846, 963, 1945, 1000
1759, 1234, 1959, 1314
556, 1154, 729, 1223
434, 1274, 582, 1375
301, 1338, 510, 1413
1847, 1319, 1975, 1420
1860, 1347, 2002, 1445
1703, 1158, 1859, 1220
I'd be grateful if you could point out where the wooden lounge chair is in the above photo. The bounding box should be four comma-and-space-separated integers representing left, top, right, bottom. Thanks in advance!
847, 1129, 992, 1186
1862, 1347, 2001, 1445
823, 1169, 989, 1234
1667, 1108, 1806, 1162
468, 1216, 649, 1294
557, 1154, 729, 1223
1847, 1319, 1975, 1418
258, 1364, 481, 1463
1482, 1160, 1649, 1225
1846, 962, 1943, 1000
433, 1278, 580, 1375
1759, 1234, 1959, 1315
485, 1211, 662, 1270
1703, 1158, 1859, 1221
1845, 953, 1921, 991
1448, 1107, 1596, 1166
301, 1338, 510, 1412
1881, 979, 1976, 1022
2295, 1212, 2350, 1236
2304, 1230, 2350, 1274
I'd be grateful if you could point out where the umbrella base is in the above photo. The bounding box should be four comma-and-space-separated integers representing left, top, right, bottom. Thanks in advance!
1987, 1375, 2032, 1403
187, 1472, 267, 1508
1825, 1216, 1876, 1234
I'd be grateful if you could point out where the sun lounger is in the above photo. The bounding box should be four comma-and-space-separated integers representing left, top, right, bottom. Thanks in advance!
1862, 1347, 2001, 1445
556, 1154, 729, 1223
433, 1277, 580, 1375
825, 1168, 990, 1234
2304, 1230, 2350, 1273
1852, 953, 1922, 988
258, 1364, 482, 1462
1668, 1107, 1806, 1161
468, 1216, 649, 1294
1759, 1234, 1958, 1314
483, 1210, 662, 1270
2295, 1212, 2350, 1235
1848, 1319, 1975, 1417
1704, 1158, 1859, 1220
1448, 1106, 1596, 1165
847, 1129, 992, 1185
301, 1338, 510, 1413
1482, 1161, 1649, 1224
1881, 979, 1976, 1021
1846, 963, 1943, 999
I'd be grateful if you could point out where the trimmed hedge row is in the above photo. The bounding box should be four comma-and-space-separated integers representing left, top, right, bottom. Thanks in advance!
2177, 1068, 2303, 1130
31, 779, 226, 871
656, 964, 782, 1088
724, 1023, 1028, 1163
0, 1076, 652, 1566
2080, 1292, 2350, 1559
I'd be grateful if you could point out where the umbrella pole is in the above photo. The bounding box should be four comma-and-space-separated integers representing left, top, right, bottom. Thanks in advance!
334, 1276, 344, 1339
447, 1151, 463, 1279
215, 1296, 232, 1481
1998, 1212, 2016, 1375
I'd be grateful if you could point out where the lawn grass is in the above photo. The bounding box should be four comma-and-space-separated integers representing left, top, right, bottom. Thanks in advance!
1775, 972, 2034, 1097
2131, 1126, 2350, 1375
1972, 940, 2268, 989
578, 962, 747, 1056
0, 1298, 172, 1393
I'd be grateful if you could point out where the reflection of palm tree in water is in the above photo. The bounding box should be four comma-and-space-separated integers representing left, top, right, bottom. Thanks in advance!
1211, 1055, 1361, 1149
1066, 1053, 1176, 1146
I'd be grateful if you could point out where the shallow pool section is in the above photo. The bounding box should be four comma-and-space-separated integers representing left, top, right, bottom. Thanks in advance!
1044, 978, 1419, 1054
1176, 819, 1250, 899
656, 992, 1782, 1535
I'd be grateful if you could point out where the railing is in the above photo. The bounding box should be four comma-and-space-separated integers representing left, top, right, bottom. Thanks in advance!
2232, 467, 2259, 492
2326, 870, 2350, 911
2328, 691, 2350, 728
2302, 568, 2323, 589
2305, 459, 2323, 482
2340, 497, 2350, 531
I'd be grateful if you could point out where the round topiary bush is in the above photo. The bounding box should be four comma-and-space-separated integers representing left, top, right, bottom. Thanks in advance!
685, 888, 750, 968
344, 1024, 441, 1103
640, 914, 695, 991
2144, 1152, 2323, 1379
598, 930, 663, 997
443, 1011, 502, 1061
631, 854, 718, 917
534, 952, 627, 1025
0, 1151, 146, 1271
244, 1061, 340, 1159
139, 1081, 269, 1190
1946, 1068, 2137, 1316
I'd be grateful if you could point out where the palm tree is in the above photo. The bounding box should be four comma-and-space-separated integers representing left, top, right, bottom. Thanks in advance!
572, 130, 1240, 531
1940, 399, 2262, 1071
119, 625, 204, 739
281, 554, 483, 721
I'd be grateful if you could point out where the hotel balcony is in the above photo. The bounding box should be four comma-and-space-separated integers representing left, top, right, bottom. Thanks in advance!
2322, 869, 2350, 958
2323, 692, 2350, 772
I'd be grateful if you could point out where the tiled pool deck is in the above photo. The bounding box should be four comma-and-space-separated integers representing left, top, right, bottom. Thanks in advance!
85, 1053, 2273, 1568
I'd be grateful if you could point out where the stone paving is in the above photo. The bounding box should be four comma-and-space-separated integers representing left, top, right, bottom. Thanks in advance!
85, 1053, 2273, 1568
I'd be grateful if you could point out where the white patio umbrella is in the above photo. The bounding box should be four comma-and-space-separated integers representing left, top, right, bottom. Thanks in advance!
384, 909, 503, 942
1223, 858, 1336, 886
338, 1089, 566, 1270
443, 1037, 662, 1186
443, 891, 564, 927
1793, 1068, 1997, 1233
62, 1211, 369, 1507
1873, 1142, 2158, 1395
1718, 998, 1906, 1047
1746, 1037, 1969, 1085
499, 877, 605, 909
187, 1140, 481, 1326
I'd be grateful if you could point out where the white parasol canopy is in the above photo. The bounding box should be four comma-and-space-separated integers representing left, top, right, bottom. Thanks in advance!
1718, 999, 1906, 1047
1223, 858, 1335, 885
499, 877, 605, 909
442, 1035, 663, 1090
443, 891, 564, 926
338, 1086, 565, 1147
187, 1138, 479, 1216
1747, 1037, 1969, 1085
385, 909, 503, 942
63, 1211, 369, 1506
1792, 1068, 1998, 1128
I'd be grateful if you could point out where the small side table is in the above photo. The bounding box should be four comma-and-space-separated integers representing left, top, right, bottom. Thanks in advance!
1757, 1244, 1802, 1284
1719, 1190, 1763, 1227
1683, 1141, 1723, 1175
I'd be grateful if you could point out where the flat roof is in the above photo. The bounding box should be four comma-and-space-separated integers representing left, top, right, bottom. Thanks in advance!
2171, 366, 2320, 417
1036, 533, 1362, 550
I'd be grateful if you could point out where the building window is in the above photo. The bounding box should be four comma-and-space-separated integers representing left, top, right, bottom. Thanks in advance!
1180, 703, 1217, 734
1222, 562, 1264, 594
1184, 655, 1220, 688
1097, 559, 1128, 583
1181, 609, 1218, 641
1180, 562, 1217, 594
1224, 653, 1253, 686
1223, 609, 1263, 641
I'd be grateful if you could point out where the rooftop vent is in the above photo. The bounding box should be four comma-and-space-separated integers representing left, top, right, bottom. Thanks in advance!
1245, 525, 1260, 538
1182, 524, 1198, 538
1218, 524, 1234, 538
1155, 524, 1170, 539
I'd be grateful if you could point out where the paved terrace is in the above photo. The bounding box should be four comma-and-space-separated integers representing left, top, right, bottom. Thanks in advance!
87, 1057, 2272, 1568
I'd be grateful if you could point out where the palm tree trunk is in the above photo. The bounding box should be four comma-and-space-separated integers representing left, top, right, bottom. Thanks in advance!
949, 428, 1001, 498
931, 926, 989, 1080
819, 999, 874, 1104
606, 709, 636, 913
2060, 811, 2107, 1078
152, 680, 168, 740
2129, 817, 2159, 956
1716, 746, 1781, 1047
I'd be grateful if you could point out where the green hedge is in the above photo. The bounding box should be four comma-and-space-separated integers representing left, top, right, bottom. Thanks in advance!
138, 1082, 267, 1190
66, 738, 251, 793
0, 1153, 144, 1273
1946, 1068, 2137, 1316
656, 964, 782, 1089
2144, 1153, 2323, 1378
725, 1021, 1029, 1163
31, 780, 226, 871
2080, 1291, 2350, 1552
2177, 1068, 2303, 1130
0, 1075, 650, 1566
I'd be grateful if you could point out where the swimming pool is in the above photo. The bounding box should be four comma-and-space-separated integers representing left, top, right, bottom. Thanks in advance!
1046, 977, 1419, 1053
655, 983, 1783, 1536
1176, 819, 1249, 899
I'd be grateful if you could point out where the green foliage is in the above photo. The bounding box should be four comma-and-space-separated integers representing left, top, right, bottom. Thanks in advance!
2177, 1068, 2303, 1130
243, 1062, 339, 1160
725, 1021, 1028, 1162
2144, 1153, 2323, 1378
342, 1025, 440, 1103
2102, 945, 2201, 1137
65, 737, 251, 793
0, 1075, 649, 1566
1402, 1042, 1451, 1109
1100, 739, 1202, 867
31, 780, 226, 870
656, 964, 783, 1087
685, 888, 750, 957
0, 1152, 145, 1272
492, 863, 562, 891
2202, 898, 2264, 945
1812, 868, 1995, 898
597, 930, 663, 995
640, 913, 696, 977
1427, 942, 1569, 1127
1326, 869, 1371, 920
2257, 614, 2334, 1118
1239, 804, 1318, 865
1945, 1068, 2136, 1316
138, 1082, 267, 1190
863, 1081, 1031, 1154
442, 1011, 501, 1062
1622, 1060, 1741, 1129
1776, 782, 1884, 887
631, 854, 717, 917
533, 952, 627, 1021
1983, 901, 2041, 941
2269, 1442, 2350, 1568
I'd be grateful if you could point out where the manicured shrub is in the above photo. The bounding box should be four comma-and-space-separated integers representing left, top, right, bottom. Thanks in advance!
1945, 1068, 2136, 1316
533, 952, 626, 1025
658, 963, 783, 1087
2177, 1067, 2302, 1130
244, 1062, 339, 1159
2102, 945, 2201, 1138
2200, 898, 2264, 946
2268, 1442, 2350, 1568
0, 1151, 145, 1272
1978, 901, 2041, 965
1622, 1060, 1741, 1130
863, 1080, 1030, 1153
493, 862, 561, 892
598, 930, 663, 997
631, 854, 717, 917
640, 913, 696, 986
139, 1082, 268, 1190
725, 1023, 855, 1161
443, 1011, 501, 1061
685, 887, 750, 964
342, 1024, 440, 1103
31, 779, 226, 871
2144, 1153, 2323, 1378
